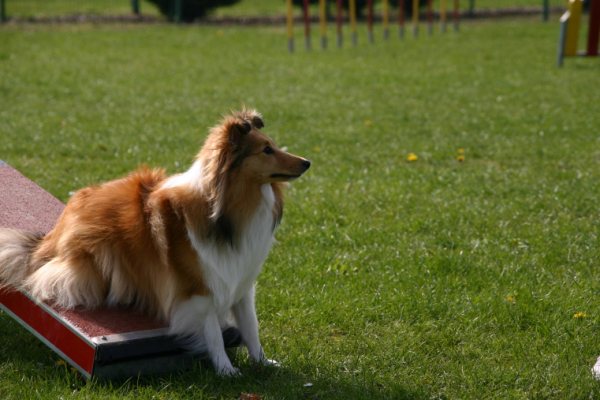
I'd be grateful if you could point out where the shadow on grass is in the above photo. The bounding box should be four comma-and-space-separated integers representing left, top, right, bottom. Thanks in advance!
0, 313, 427, 399
96, 358, 426, 400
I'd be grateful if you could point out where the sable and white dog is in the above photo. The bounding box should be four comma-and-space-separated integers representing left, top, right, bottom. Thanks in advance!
0, 109, 310, 375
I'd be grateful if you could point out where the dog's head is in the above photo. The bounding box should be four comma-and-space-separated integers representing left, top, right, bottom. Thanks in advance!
201, 109, 311, 185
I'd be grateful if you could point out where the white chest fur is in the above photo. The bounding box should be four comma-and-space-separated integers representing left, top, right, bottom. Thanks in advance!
188, 184, 276, 313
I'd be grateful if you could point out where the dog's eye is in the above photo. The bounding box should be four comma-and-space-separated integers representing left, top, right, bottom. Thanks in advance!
263, 146, 274, 155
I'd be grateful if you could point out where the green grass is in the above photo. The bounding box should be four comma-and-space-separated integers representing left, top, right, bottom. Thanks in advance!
3, 0, 568, 19
1, 17, 600, 399
5, 0, 161, 18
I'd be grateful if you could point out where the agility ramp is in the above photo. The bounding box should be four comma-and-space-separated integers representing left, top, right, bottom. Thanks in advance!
0, 161, 240, 379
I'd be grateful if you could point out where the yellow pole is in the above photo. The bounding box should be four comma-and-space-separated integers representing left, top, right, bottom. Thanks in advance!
286, 0, 294, 52
350, 0, 357, 46
565, 0, 582, 56
383, 0, 390, 40
440, 0, 448, 32
412, 0, 419, 37
319, 0, 327, 48
440, 0, 447, 32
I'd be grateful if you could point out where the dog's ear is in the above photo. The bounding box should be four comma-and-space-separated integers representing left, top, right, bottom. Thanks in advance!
251, 115, 264, 129
228, 119, 252, 145
238, 120, 252, 135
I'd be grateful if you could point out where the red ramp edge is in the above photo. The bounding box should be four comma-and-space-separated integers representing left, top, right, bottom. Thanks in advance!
0, 289, 96, 377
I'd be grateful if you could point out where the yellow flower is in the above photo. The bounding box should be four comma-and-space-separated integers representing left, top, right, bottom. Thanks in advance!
55, 359, 67, 367
406, 153, 418, 162
456, 154, 465, 162
457, 148, 465, 154
573, 312, 587, 319
364, 119, 373, 127
505, 295, 516, 304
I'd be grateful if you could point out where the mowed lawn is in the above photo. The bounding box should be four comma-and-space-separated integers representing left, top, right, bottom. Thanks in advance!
1, 17, 600, 399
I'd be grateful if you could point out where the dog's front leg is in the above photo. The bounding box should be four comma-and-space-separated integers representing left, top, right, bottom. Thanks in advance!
232, 285, 279, 367
204, 309, 240, 376
171, 296, 239, 376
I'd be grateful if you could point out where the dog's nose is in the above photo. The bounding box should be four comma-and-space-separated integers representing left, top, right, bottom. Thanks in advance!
302, 160, 311, 171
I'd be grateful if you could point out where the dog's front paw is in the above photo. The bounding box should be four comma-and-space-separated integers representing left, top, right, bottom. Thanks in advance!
259, 357, 281, 368
217, 365, 241, 377
252, 352, 281, 368
248, 347, 281, 368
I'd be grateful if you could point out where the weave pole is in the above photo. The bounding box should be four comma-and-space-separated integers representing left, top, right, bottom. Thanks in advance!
412, 0, 419, 37
440, 0, 447, 32
427, 0, 433, 35
398, 0, 405, 38
557, 10, 569, 66
453, 0, 460, 32
319, 0, 327, 49
368, 0, 374, 43
350, 0, 358, 46
565, 0, 582, 56
286, 0, 294, 52
303, 0, 311, 50
587, 0, 600, 56
383, 0, 390, 40
336, 0, 343, 47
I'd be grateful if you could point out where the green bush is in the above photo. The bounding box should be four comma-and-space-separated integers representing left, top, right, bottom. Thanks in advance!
147, 0, 241, 22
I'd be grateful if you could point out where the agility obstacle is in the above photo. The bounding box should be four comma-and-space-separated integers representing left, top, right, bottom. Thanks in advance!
286, 0, 460, 52
0, 161, 241, 379
557, 0, 600, 66
320, 0, 328, 47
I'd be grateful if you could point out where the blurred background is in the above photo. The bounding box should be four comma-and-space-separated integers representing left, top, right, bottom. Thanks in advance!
0, 0, 574, 23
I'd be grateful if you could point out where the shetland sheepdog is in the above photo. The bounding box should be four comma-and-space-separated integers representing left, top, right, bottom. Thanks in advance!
0, 109, 310, 376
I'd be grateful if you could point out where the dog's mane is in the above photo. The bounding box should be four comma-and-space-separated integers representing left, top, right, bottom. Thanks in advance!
198, 109, 263, 221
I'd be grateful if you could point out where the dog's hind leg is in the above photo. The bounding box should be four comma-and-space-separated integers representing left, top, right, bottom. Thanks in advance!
25, 255, 105, 309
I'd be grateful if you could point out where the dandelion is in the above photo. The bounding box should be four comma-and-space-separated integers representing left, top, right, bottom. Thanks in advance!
505, 295, 516, 304
407, 153, 418, 162
456, 154, 465, 162
573, 311, 588, 319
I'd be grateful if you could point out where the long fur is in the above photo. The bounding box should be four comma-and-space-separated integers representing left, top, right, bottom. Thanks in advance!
0, 109, 310, 375
0, 230, 43, 290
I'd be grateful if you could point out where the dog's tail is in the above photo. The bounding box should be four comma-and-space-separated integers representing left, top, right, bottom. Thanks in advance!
0, 228, 44, 291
